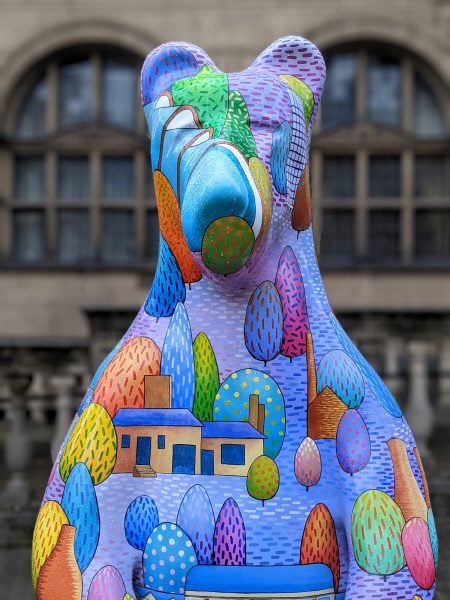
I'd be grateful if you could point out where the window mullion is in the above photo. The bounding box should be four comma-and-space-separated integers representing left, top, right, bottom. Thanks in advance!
402, 57, 413, 133
355, 149, 368, 259
46, 61, 58, 133
91, 150, 101, 259
46, 150, 57, 260
356, 50, 367, 122
401, 149, 414, 264
0, 149, 13, 260
92, 52, 102, 122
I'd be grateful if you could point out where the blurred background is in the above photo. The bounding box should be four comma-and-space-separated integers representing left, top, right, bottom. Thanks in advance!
0, 0, 449, 597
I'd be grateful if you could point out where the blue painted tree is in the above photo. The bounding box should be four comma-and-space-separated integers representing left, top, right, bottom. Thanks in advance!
270, 121, 291, 194
330, 313, 402, 417
274, 246, 310, 361
177, 485, 215, 564
145, 235, 186, 318
316, 349, 365, 409
214, 368, 285, 458
161, 302, 195, 409
143, 522, 198, 594
61, 462, 100, 572
244, 281, 283, 365
124, 495, 159, 551
336, 409, 371, 475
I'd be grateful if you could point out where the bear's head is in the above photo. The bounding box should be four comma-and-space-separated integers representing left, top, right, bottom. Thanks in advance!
141, 36, 325, 280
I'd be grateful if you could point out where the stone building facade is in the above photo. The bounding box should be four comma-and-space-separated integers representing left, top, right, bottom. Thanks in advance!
0, 1, 449, 598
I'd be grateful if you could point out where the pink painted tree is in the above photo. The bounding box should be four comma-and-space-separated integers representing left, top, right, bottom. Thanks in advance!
213, 498, 246, 565
294, 436, 322, 491
274, 246, 310, 361
402, 517, 436, 590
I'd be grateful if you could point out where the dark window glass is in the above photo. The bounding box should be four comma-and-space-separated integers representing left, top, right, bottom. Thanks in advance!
101, 209, 135, 263
414, 72, 446, 139
322, 53, 357, 128
368, 54, 401, 126
121, 434, 131, 449
368, 210, 400, 262
102, 157, 134, 200
146, 210, 160, 263
323, 156, 355, 199
320, 209, 355, 263
415, 156, 448, 198
14, 157, 45, 203
16, 78, 48, 139
369, 156, 401, 197
221, 444, 245, 466
58, 210, 91, 263
157, 435, 165, 450
58, 157, 90, 202
59, 59, 92, 127
12, 210, 45, 262
102, 58, 137, 130
415, 209, 450, 261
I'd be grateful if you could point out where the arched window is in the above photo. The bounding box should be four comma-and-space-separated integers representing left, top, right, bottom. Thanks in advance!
312, 43, 450, 266
4, 46, 159, 266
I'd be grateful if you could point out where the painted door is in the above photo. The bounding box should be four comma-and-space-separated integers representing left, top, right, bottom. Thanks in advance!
201, 449, 214, 475
172, 444, 196, 474
136, 436, 151, 465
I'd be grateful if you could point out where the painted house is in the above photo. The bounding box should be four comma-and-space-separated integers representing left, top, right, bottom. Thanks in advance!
112, 375, 265, 477
184, 564, 336, 599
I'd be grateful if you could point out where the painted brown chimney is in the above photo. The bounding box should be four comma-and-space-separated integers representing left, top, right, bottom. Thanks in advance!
144, 375, 172, 409
257, 403, 265, 434
306, 332, 317, 405
248, 394, 259, 429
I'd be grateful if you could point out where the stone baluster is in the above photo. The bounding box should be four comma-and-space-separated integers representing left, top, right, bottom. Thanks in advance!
28, 372, 48, 424
50, 374, 75, 462
405, 340, 434, 460
383, 337, 403, 399
0, 372, 32, 507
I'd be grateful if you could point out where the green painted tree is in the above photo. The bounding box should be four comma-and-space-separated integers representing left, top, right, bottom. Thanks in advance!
246, 456, 280, 506
192, 332, 220, 421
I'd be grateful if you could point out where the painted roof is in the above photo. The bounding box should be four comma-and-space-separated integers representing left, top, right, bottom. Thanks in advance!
201, 421, 265, 439
185, 564, 334, 594
112, 408, 202, 428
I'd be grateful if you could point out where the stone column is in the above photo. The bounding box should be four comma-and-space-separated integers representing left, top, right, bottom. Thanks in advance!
50, 374, 75, 462
405, 340, 434, 460
0, 373, 32, 507
28, 372, 48, 424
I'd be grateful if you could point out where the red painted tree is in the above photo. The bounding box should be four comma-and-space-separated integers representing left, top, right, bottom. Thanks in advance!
402, 517, 436, 590
274, 246, 310, 361
213, 498, 246, 566
300, 503, 340, 592
294, 436, 322, 491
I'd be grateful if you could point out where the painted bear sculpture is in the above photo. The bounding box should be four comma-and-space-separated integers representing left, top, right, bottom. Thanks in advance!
32, 37, 438, 600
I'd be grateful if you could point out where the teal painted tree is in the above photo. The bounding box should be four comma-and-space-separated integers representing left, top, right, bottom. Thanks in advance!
214, 368, 285, 458
161, 303, 194, 409
246, 456, 280, 505
192, 332, 220, 421
317, 349, 365, 409
274, 246, 310, 361
244, 281, 283, 365
145, 235, 186, 318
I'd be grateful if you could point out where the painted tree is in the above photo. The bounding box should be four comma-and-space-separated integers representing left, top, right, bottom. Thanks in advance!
270, 121, 292, 194
220, 91, 258, 159
246, 456, 280, 505
274, 246, 310, 361
244, 281, 283, 365
202, 216, 255, 275
61, 463, 100, 572
124, 495, 159, 551
213, 498, 246, 565
300, 503, 340, 592
87, 565, 127, 600
402, 517, 436, 590
427, 508, 439, 570
192, 332, 220, 421
249, 157, 272, 254
59, 403, 117, 485
93, 336, 161, 417
351, 490, 405, 578
143, 523, 198, 594
161, 303, 195, 409
291, 165, 312, 235
144, 235, 186, 318
316, 349, 365, 409
32, 501, 68, 589
177, 485, 216, 564
336, 409, 371, 475
214, 369, 285, 458
294, 436, 321, 491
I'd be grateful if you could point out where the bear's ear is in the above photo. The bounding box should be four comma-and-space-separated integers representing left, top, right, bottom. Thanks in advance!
250, 36, 326, 126
140, 42, 218, 106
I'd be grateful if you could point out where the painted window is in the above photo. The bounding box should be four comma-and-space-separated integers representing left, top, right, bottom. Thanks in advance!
158, 434, 165, 449
121, 434, 131, 449
221, 444, 245, 465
